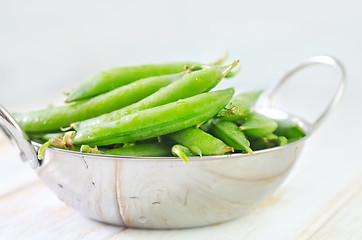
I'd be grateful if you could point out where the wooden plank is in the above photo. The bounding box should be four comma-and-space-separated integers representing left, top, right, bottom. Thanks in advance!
308, 176, 362, 240
296, 173, 362, 239
0, 136, 38, 196
0, 180, 124, 240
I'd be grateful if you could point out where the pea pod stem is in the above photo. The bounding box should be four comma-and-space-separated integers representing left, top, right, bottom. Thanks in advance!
208, 52, 229, 66
49, 131, 75, 150
37, 132, 76, 159
80, 145, 102, 154
171, 144, 196, 164
206, 52, 240, 78
224, 63, 241, 78
38, 141, 51, 160
221, 60, 240, 77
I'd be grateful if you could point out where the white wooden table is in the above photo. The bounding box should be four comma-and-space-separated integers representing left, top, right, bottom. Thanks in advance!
1, 98, 361, 240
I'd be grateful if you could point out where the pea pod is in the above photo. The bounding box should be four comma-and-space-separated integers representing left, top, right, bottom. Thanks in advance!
248, 134, 287, 151
16, 73, 183, 133
239, 112, 278, 137
167, 126, 233, 155
264, 133, 278, 141
85, 142, 196, 161
249, 137, 273, 151
66, 62, 199, 102
103, 142, 174, 157
209, 52, 241, 78
277, 136, 288, 145
206, 119, 252, 154
30, 132, 63, 143
171, 144, 196, 164
70, 88, 235, 146
274, 119, 306, 140
218, 90, 262, 121
188, 145, 202, 157
42, 132, 63, 141
72, 61, 239, 131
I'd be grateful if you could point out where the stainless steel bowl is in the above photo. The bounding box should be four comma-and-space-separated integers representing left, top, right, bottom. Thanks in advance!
0, 56, 345, 229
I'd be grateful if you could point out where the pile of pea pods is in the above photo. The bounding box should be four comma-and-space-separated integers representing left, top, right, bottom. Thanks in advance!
15, 58, 305, 163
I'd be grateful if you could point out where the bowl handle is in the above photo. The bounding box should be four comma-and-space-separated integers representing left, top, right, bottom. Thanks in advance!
0, 105, 39, 169
257, 56, 346, 131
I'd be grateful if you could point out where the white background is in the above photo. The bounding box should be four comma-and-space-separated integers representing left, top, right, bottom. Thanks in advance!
1, 0, 360, 111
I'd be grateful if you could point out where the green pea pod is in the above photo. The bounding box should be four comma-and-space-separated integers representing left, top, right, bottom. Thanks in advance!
207, 119, 252, 154
71, 88, 235, 146
267, 134, 288, 146
265, 133, 278, 141
72, 61, 239, 131
38, 141, 52, 160
277, 136, 288, 145
40, 132, 63, 142
217, 90, 262, 121
188, 145, 202, 157
274, 119, 306, 140
16, 73, 183, 133
103, 142, 174, 157
167, 126, 233, 155
249, 137, 273, 151
66, 62, 199, 102
29, 132, 62, 143
171, 144, 196, 164
239, 112, 278, 137
249, 134, 288, 151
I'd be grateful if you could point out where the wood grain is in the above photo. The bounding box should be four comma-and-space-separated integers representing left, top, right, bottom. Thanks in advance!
310, 181, 362, 240
0, 135, 38, 197
0, 180, 123, 240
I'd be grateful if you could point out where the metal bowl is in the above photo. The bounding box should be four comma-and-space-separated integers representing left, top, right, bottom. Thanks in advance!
0, 56, 345, 229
